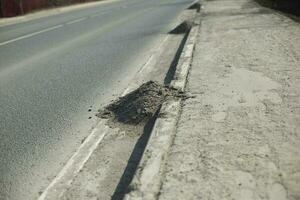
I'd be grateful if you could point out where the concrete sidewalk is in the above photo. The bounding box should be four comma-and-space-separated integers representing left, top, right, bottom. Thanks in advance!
159, 0, 300, 200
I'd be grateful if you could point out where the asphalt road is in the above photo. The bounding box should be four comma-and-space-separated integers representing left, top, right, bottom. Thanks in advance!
0, 0, 194, 199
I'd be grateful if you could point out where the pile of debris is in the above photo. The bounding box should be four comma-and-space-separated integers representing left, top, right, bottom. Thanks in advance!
97, 81, 178, 125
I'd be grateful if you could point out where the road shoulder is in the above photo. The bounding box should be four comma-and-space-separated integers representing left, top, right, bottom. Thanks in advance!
37, 6, 198, 199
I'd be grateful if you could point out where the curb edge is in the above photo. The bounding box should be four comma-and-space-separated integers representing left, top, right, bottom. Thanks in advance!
124, 9, 200, 200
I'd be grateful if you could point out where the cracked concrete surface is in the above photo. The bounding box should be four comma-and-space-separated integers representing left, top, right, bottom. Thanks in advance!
159, 0, 300, 200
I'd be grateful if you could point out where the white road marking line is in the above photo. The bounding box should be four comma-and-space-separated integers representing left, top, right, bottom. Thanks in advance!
66, 17, 87, 25
0, 24, 63, 46
90, 13, 101, 18
38, 125, 108, 200
122, 35, 169, 96
90, 12, 107, 18
0, 16, 87, 46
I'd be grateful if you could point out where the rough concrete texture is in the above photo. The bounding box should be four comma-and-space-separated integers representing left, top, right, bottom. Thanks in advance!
159, 0, 300, 200
125, 99, 182, 200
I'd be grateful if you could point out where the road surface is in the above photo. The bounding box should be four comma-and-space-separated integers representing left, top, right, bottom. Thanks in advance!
0, 0, 193, 199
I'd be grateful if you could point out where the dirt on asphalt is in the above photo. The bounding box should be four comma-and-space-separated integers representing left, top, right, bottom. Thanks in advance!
188, 2, 201, 12
97, 81, 179, 135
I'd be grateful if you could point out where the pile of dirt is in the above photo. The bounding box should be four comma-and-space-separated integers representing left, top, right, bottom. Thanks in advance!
97, 81, 177, 125
188, 2, 201, 12
169, 20, 194, 34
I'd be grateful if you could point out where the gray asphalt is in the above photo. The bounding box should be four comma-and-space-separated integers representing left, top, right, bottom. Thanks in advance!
0, 0, 193, 199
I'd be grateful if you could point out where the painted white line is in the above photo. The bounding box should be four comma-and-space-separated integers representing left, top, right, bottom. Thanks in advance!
90, 14, 100, 18
38, 123, 108, 200
0, 25, 63, 46
121, 35, 170, 96
0, 0, 120, 28
90, 12, 107, 18
139, 36, 169, 74
66, 17, 87, 25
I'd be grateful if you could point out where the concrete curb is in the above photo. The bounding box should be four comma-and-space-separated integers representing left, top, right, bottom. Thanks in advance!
170, 19, 199, 92
124, 12, 200, 200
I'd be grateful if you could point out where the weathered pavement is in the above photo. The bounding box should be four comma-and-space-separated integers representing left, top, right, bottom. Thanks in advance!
158, 0, 300, 200
0, 0, 195, 199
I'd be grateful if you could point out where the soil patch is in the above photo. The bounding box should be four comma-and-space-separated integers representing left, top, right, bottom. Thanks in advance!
188, 2, 201, 12
97, 81, 179, 135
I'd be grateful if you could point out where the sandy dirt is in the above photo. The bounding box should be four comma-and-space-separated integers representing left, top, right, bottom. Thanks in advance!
98, 81, 177, 125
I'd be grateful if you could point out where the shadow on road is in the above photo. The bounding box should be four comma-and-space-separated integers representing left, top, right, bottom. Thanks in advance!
164, 31, 189, 85
111, 110, 160, 200
255, 0, 300, 16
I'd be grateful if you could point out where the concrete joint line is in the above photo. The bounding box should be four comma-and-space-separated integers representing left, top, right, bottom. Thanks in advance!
124, 17, 200, 200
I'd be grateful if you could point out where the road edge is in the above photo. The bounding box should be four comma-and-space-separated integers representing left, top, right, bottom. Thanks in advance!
124, 11, 200, 200
36, 2, 200, 199
36, 23, 173, 200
